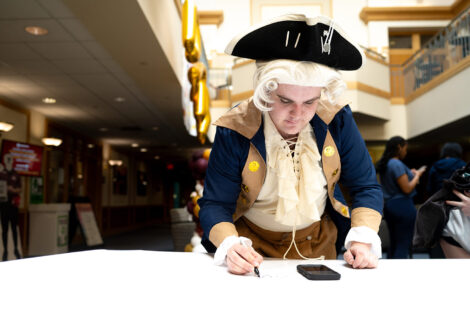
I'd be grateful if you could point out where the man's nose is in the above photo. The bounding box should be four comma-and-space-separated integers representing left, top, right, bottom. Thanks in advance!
290, 103, 302, 116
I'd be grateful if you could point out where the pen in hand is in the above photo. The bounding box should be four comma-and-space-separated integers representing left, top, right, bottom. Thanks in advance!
241, 240, 261, 278
254, 266, 260, 278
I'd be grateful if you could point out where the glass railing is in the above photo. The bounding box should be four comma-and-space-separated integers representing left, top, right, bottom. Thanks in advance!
391, 6, 470, 99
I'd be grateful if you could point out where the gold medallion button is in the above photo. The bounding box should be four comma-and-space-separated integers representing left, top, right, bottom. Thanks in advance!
249, 161, 259, 172
324, 146, 335, 157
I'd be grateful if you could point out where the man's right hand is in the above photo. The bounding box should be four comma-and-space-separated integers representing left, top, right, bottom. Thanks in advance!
226, 243, 263, 275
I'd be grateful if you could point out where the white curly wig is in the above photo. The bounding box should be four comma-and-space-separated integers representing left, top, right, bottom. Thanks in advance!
252, 59, 346, 111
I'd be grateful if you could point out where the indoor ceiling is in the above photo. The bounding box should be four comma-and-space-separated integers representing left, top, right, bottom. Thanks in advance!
1, 0, 468, 160
0, 0, 203, 159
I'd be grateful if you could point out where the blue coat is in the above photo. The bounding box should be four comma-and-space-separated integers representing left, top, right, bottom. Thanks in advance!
427, 158, 466, 195
199, 100, 383, 252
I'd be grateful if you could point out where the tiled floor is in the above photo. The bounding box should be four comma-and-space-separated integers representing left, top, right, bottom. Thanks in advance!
70, 223, 175, 252
104, 224, 174, 251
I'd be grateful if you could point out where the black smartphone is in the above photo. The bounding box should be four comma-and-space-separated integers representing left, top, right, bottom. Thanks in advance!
297, 264, 341, 280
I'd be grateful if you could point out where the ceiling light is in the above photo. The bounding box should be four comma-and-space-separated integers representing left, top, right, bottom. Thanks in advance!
108, 160, 123, 166
42, 97, 56, 103
154, 155, 160, 160
99, 127, 108, 132
42, 137, 62, 147
87, 144, 94, 149
0, 122, 14, 133
140, 148, 148, 152
131, 143, 139, 148
114, 97, 126, 102
152, 126, 159, 131
25, 26, 48, 36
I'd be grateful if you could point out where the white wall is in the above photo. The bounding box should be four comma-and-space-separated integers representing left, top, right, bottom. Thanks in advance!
406, 66, 470, 138
358, 105, 408, 140
332, 0, 369, 47
196, 0, 252, 54
358, 58, 390, 92
346, 90, 391, 121
342, 56, 391, 121
137, 0, 184, 85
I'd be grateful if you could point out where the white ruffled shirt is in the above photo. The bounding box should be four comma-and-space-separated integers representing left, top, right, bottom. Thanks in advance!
244, 111, 328, 231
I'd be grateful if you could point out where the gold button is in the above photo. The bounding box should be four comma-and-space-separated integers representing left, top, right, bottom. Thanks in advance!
248, 161, 259, 172
332, 168, 338, 176
324, 146, 335, 157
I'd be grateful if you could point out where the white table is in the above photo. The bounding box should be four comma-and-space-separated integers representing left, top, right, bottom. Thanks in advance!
0, 250, 468, 312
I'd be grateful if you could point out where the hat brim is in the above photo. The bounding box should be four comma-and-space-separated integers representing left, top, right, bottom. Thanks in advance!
225, 14, 365, 71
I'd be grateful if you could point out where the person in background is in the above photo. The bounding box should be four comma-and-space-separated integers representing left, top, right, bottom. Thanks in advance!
427, 142, 466, 196
440, 190, 470, 258
199, 14, 383, 275
0, 154, 22, 261
440, 161, 470, 258
376, 136, 426, 258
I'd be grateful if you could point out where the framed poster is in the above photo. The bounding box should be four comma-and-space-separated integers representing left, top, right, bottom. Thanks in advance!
75, 203, 103, 247
0, 140, 43, 176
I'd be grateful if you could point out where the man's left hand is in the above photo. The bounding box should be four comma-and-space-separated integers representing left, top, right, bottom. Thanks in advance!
343, 241, 378, 269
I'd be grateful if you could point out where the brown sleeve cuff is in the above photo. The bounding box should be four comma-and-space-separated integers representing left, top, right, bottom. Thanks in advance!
209, 222, 239, 248
351, 207, 382, 233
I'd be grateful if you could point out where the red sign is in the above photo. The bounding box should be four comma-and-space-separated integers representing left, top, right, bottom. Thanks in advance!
1, 140, 43, 176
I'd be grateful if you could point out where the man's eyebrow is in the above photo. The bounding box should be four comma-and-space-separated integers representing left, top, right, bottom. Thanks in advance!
276, 93, 320, 103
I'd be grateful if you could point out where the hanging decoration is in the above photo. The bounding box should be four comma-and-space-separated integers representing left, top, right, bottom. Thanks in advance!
182, 0, 211, 144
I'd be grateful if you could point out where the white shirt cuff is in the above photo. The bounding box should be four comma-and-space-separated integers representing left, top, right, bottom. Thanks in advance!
344, 226, 382, 258
213, 236, 253, 266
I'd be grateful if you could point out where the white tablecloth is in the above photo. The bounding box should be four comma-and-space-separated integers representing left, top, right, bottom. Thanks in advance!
0, 250, 468, 312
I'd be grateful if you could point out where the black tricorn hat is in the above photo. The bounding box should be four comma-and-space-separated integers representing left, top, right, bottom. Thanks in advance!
225, 14, 365, 71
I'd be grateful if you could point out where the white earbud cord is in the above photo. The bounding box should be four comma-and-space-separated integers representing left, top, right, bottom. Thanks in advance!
282, 207, 325, 260
281, 136, 324, 261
